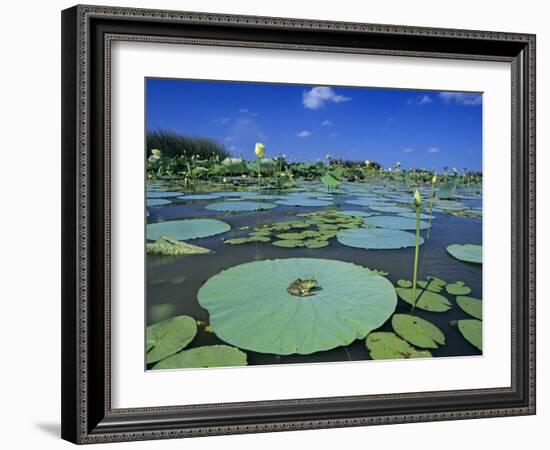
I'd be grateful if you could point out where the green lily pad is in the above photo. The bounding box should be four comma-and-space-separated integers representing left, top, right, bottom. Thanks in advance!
446, 281, 472, 295
276, 232, 307, 240
392, 314, 445, 349
304, 239, 330, 248
147, 236, 211, 255
147, 219, 230, 241
198, 258, 397, 355
398, 212, 432, 220
368, 205, 411, 213
456, 296, 483, 320
396, 288, 452, 312
339, 210, 378, 217
363, 215, 431, 231
366, 332, 432, 360
276, 198, 333, 207
177, 193, 222, 200
147, 191, 184, 198
147, 198, 172, 207
337, 228, 423, 250
417, 276, 447, 293
272, 239, 304, 248
446, 244, 482, 264
397, 279, 412, 288
146, 316, 197, 364
458, 319, 482, 351
205, 201, 277, 212
153, 345, 247, 369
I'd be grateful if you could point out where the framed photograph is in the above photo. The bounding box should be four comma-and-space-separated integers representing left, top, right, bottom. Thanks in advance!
61, 4, 536, 444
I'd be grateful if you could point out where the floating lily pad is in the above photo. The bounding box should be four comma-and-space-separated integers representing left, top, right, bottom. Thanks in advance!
446, 281, 471, 295
417, 276, 447, 293
337, 228, 423, 250
147, 191, 184, 198
456, 296, 483, 319
396, 288, 452, 312
197, 258, 397, 355
205, 201, 277, 212
457, 319, 482, 351
392, 314, 445, 349
147, 219, 230, 241
398, 212, 432, 220
368, 205, 411, 213
177, 194, 221, 200
272, 239, 304, 248
276, 232, 307, 240
153, 345, 247, 369
304, 239, 330, 248
397, 279, 412, 288
362, 215, 431, 231
339, 210, 378, 217
345, 198, 390, 207
447, 244, 482, 264
147, 198, 172, 207
147, 236, 211, 255
276, 198, 333, 207
146, 316, 197, 364
366, 332, 432, 360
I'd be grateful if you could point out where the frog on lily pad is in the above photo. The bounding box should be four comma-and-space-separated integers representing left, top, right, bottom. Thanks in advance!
287, 278, 319, 297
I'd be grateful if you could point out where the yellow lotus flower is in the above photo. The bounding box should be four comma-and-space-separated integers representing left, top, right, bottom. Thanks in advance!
414, 189, 421, 208
254, 143, 266, 158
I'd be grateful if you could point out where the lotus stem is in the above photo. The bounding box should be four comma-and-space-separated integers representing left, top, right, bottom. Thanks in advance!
411, 189, 422, 311
426, 174, 436, 240
257, 158, 261, 194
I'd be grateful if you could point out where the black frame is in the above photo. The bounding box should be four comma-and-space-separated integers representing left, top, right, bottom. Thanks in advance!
61, 4, 536, 444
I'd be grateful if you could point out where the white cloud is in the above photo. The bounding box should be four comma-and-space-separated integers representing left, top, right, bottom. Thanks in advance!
302, 86, 351, 109
408, 95, 433, 106
238, 108, 248, 113
439, 92, 482, 105
212, 117, 231, 125
402, 147, 415, 153
320, 119, 333, 126
296, 130, 313, 138
427, 147, 440, 154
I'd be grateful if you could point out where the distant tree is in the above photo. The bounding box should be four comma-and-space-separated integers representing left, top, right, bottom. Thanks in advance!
146, 130, 230, 160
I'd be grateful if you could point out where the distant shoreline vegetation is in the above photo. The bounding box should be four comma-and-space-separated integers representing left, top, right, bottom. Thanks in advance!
145, 130, 482, 190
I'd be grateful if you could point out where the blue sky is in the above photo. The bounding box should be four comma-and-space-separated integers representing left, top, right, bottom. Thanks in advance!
146, 78, 482, 171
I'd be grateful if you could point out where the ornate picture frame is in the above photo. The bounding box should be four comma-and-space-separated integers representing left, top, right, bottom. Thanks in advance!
61, 4, 536, 444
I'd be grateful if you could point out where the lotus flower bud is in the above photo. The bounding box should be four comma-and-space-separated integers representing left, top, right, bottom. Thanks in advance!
222, 177, 228, 183
414, 189, 421, 208
255, 143, 266, 158
365, 160, 370, 167
432, 174, 437, 184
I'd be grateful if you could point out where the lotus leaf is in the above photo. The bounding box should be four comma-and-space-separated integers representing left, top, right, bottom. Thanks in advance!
456, 296, 483, 320
416, 276, 446, 293
304, 239, 329, 249
147, 219, 230, 241
205, 201, 277, 212
147, 191, 184, 198
397, 279, 412, 288
396, 288, 452, 312
147, 198, 172, 207
276, 198, 333, 207
147, 236, 211, 255
446, 244, 482, 264
337, 228, 423, 250
368, 205, 411, 213
146, 315, 197, 364
177, 194, 221, 200
272, 239, 304, 248
362, 215, 431, 231
345, 199, 390, 207
446, 281, 471, 295
339, 210, 378, 217
391, 314, 445, 349
398, 212, 432, 220
197, 258, 397, 355
153, 345, 247, 369
457, 319, 482, 351
366, 332, 432, 360
276, 232, 307, 240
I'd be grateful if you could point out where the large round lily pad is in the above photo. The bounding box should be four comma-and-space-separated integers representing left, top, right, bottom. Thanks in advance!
456, 296, 482, 320
147, 198, 172, 207
362, 215, 431, 231
205, 201, 277, 212
147, 219, 230, 241
146, 316, 197, 364
446, 281, 471, 295
391, 314, 445, 349
147, 236, 211, 256
197, 258, 397, 355
337, 228, 423, 250
366, 332, 432, 360
457, 319, 482, 351
153, 345, 247, 369
446, 244, 482, 264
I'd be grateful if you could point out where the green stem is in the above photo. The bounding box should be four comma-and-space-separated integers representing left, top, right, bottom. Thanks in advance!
257, 158, 261, 194
411, 206, 421, 311
426, 183, 435, 239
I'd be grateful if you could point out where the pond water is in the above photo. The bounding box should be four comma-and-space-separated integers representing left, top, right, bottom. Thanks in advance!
146, 179, 482, 368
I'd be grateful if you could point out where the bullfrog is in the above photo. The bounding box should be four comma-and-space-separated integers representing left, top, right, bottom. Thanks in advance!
287, 278, 319, 297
